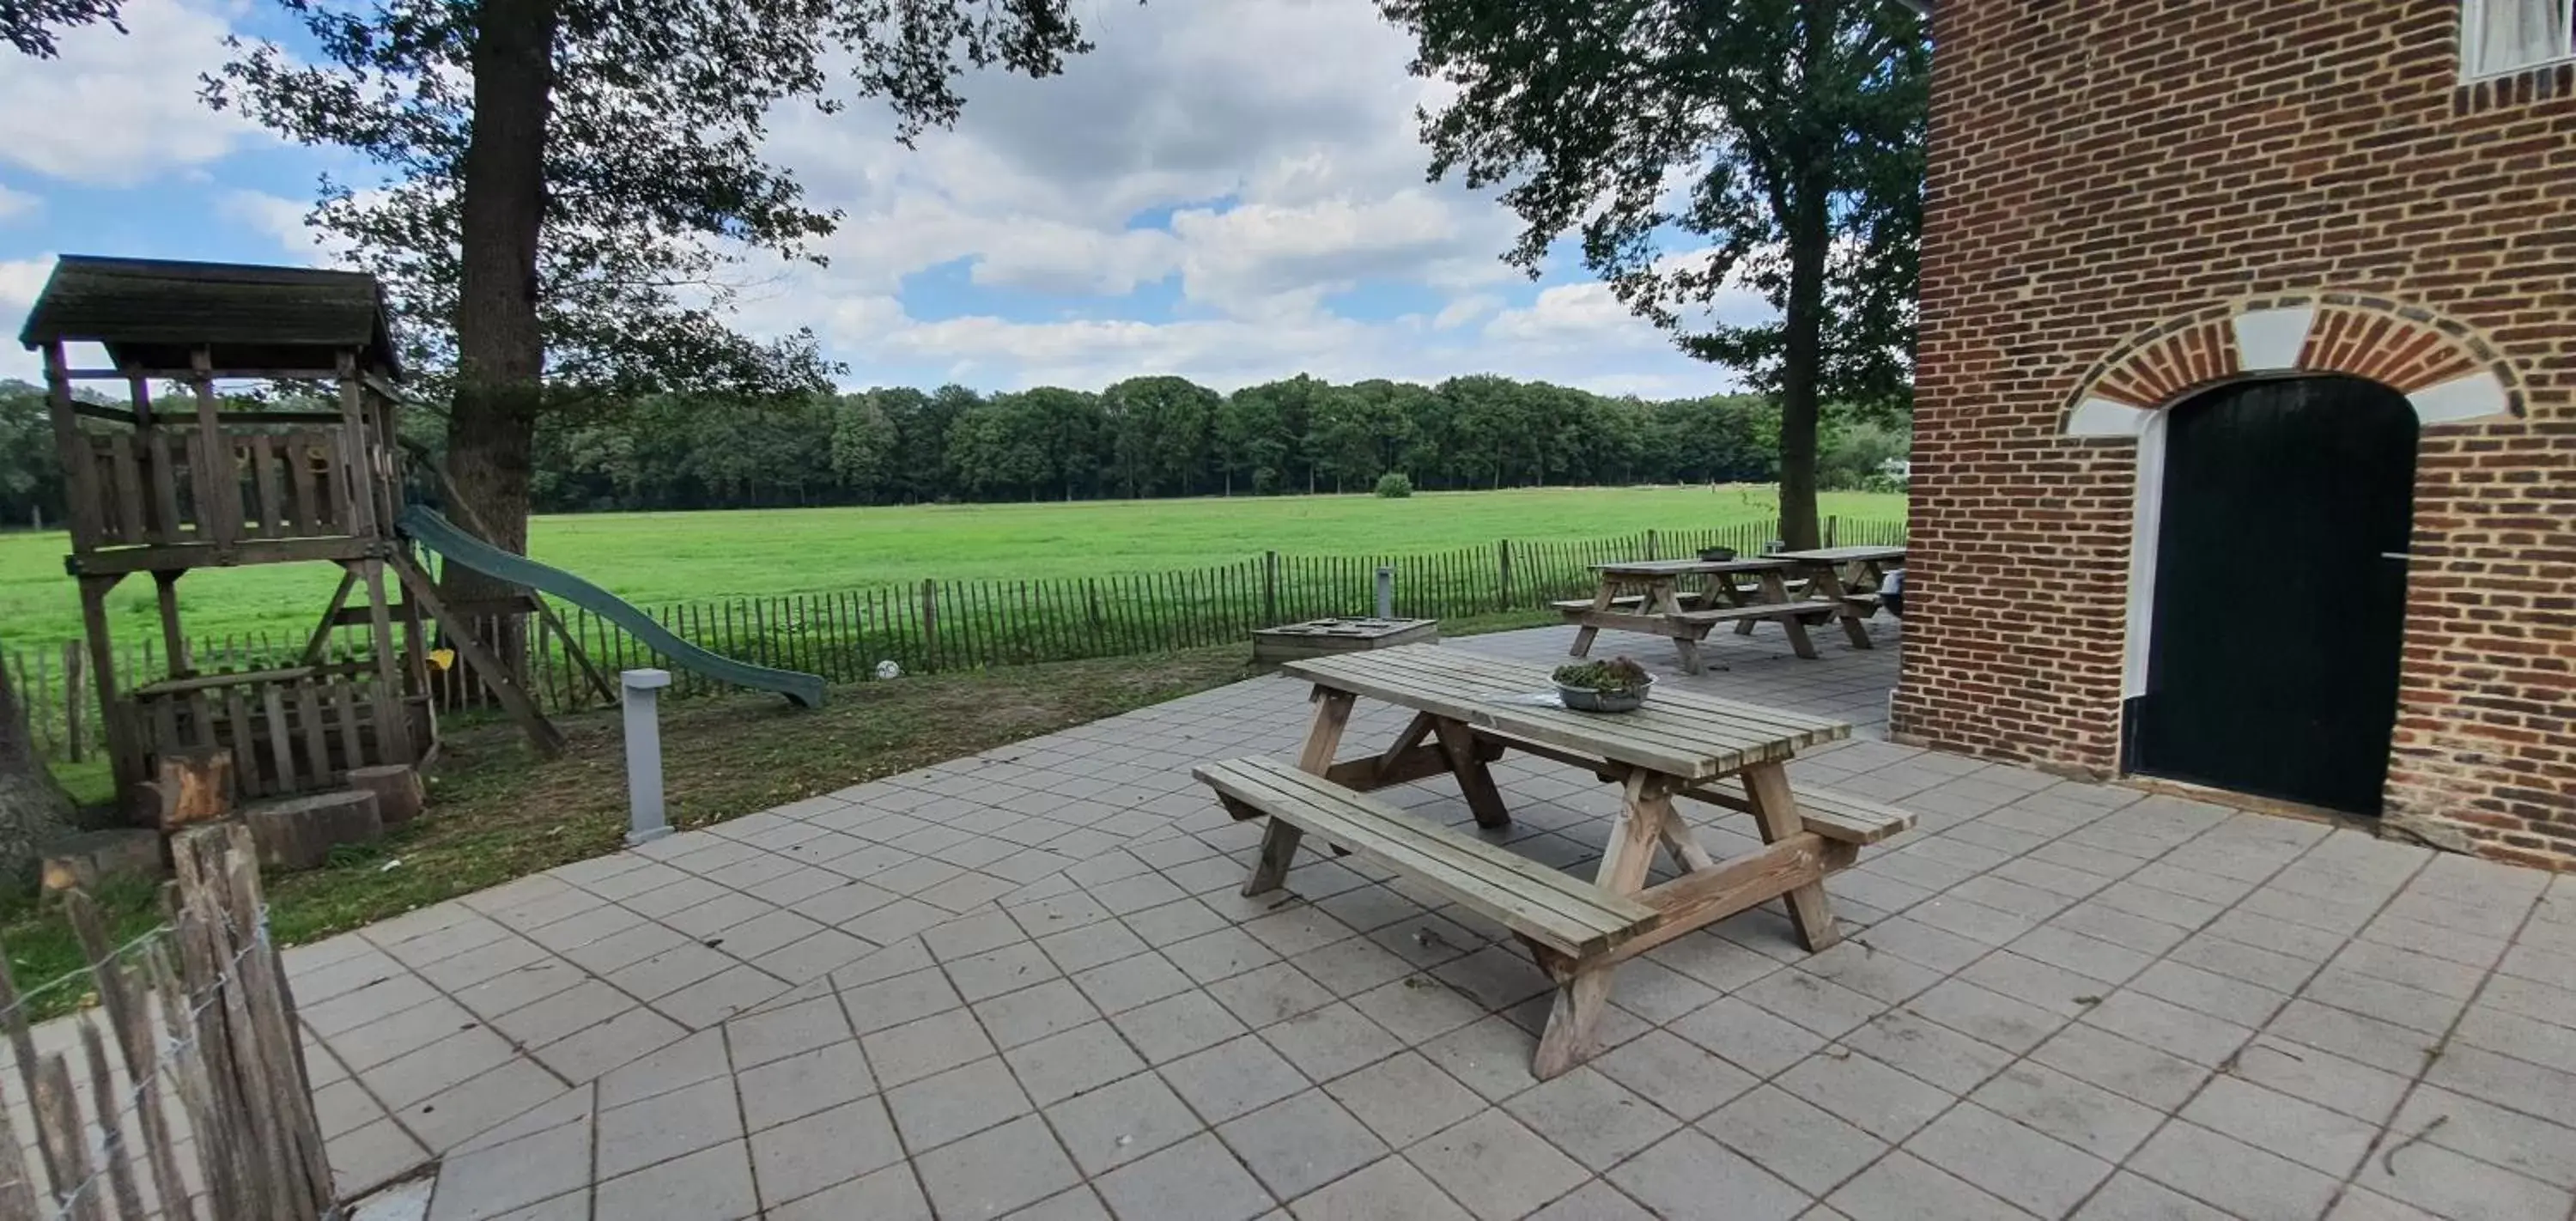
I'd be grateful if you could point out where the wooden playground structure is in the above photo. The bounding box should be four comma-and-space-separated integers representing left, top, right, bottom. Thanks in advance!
19, 256, 563, 830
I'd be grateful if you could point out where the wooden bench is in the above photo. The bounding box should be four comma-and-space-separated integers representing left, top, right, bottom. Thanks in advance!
1677, 776, 1915, 844
1549, 592, 1710, 613
1194, 756, 1662, 959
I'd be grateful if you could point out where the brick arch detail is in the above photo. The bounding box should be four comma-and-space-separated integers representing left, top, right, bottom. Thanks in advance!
2061, 295, 2524, 437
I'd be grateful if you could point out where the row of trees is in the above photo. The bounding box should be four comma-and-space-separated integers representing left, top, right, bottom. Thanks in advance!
525, 374, 1797, 513
0, 375, 1909, 525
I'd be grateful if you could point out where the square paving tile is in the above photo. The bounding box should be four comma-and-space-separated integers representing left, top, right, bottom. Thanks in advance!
593, 1139, 757, 1221
749, 1096, 906, 1205
1257, 1002, 1404, 1082
1905, 1100, 2113, 1218
1699, 1084, 1886, 1196
1094, 1131, 1277, 1221
424, 1118, 588, 1221
914, 1115, 1083, 1219
768, 1163, 930, 1221
1404, 1109, 1589, 1221
1005, 1021, 1148, 1106
595, 1077, 743, 1180
1112, 989, 1253, 1064
1321, 1051, 1487, 1150
1285, 1156, 1473, 1221
1589, 1029, 1758, 1123
2127, 1119, 2342, 1221
1501, 1066, 1678, 1172
1046, 1070, 1207, 1175
1161, 1034, 1311, 1123
1774, 1049, 1953, 1144
1216, 1088, 1390, 1200
1606, 1128, 1810, 1221
1967, 1060, 2164, 1163
862, 1010, 998, 1087
738, 1041, 876, 1133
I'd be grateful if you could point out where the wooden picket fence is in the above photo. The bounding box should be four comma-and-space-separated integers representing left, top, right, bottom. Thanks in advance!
9, 517, 1904, 749
0, 824, 337, 1220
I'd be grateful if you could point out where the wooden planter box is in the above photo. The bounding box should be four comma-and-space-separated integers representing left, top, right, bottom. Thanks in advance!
1252, 617, 1439, 667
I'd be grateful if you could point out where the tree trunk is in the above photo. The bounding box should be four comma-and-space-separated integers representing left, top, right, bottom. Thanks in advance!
443, 0, 558, 678
1776, 185, 1832, 551
0, 638, 78, 885
447, 0, 558, 572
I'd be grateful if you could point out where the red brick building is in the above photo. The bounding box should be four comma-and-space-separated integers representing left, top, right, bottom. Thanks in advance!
1891, 0, 2576, 866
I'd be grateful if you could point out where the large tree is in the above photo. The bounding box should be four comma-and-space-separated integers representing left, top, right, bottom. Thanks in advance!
1380, 0, 1928, 547
191, 0, 1098, 564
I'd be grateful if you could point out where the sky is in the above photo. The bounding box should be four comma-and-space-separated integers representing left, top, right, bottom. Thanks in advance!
0, 0, 1767, 396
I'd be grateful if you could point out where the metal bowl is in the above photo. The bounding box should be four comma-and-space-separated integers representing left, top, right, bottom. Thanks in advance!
1698, 546, 1737, 562
1556, 677, 1653, 713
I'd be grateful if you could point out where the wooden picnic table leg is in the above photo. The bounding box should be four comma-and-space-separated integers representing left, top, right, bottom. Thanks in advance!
1528, 768, 1681, 1078
1246, 686, 1355, 895
1530, 949, 1615, 1079
1431, 716, 1513, 829
1646, 578, 1708, 675
1741, 761, 1843, 951
1804, 563, 1874, 650
1756, 571, 1821, 659
1569, 577, 1616, 658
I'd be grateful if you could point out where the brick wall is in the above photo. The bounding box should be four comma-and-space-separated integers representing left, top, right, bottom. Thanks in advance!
1893, 0, 2576, 866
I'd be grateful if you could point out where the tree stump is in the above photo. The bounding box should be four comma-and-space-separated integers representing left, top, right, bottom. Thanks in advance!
39, 829, 166, 894
241, 792, 382, 872
147, 748, 235, 832
344, 764, 426, 826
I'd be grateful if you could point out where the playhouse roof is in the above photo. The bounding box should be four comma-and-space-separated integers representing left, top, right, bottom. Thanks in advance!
15, 254, 403, 379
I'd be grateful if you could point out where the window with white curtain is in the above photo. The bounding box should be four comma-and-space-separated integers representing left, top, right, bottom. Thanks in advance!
2463, 0, 2576, 77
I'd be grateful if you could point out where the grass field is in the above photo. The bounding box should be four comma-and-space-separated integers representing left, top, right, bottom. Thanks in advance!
0, 485, 1904, 647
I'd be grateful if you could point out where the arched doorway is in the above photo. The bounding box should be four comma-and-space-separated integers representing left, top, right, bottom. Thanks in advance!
2123, 374, 2417, 814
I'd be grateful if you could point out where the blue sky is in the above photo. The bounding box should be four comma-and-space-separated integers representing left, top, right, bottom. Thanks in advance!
2, 0, 1767, 395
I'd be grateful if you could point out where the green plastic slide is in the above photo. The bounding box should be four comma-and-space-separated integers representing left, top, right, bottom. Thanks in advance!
398, 505, 826, 708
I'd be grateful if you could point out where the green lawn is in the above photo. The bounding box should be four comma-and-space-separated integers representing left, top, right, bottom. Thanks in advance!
0, 485, 1904, 647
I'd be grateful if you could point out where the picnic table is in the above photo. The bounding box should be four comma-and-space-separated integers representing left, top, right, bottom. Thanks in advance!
1765, 545, 1905, 651
1556, 557, 1842, 671
1193, 644, 1914, 1078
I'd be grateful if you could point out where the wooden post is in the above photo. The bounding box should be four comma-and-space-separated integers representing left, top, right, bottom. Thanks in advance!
1498, 539, 1513, 610
41, 342, 106, 551
921, 579, 940, 667
154, 570, 192, 675
1826, 515, 1838, 548
336, 354, 377, 538
60, 642, 85, 763
1262, 551, 1279, 623
355, 561, 415, 764
76, 574, 141, 792
387, 556, 562, 756
189, 348, 239, 551
1645, 528, 1659, 561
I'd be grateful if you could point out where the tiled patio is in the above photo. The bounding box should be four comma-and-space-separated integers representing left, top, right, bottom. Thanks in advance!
257, 620, 2574, 1220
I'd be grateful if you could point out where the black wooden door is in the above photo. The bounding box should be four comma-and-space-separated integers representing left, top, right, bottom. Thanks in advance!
2127, 375, 2416, 814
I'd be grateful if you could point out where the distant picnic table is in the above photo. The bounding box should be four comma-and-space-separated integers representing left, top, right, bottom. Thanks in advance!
1558, 556, 1845, 670
1191, 644, 1913, 1077
1765, 544, 1905, 653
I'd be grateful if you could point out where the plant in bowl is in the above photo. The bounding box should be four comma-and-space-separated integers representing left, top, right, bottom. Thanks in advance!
1552, 657, 1656, 713
1698, 545, 1737, 562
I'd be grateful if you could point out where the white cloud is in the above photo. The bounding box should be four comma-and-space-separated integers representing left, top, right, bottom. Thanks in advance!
0, 0, 267, 185
196, 0, 1765, 399
0, 185, 38, 224
1, 258, 58, 380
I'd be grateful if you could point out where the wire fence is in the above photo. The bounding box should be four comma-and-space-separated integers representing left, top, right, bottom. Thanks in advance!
9, 516, 1905, 753
0, 825, 338, 1220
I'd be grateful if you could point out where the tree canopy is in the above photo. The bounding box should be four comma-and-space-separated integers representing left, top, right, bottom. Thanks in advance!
177, 0, 1102, 574
1380, 0, 1928, 547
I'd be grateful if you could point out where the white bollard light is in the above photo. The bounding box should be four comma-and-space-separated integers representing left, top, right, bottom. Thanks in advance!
622, 668, 674, 847
1375, 566, 1394, 619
